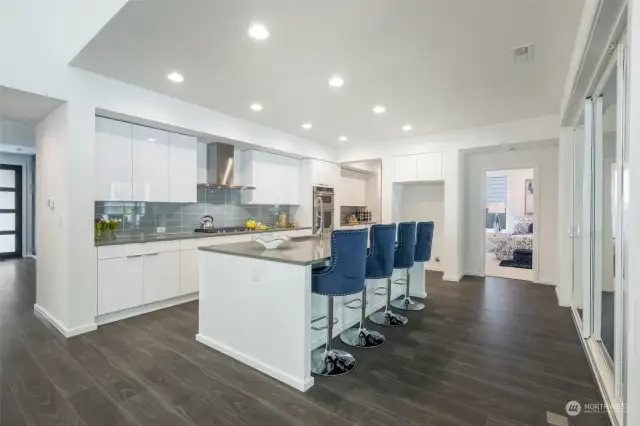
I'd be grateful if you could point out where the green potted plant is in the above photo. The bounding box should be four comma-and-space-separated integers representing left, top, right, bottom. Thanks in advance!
95, 218, 121, 239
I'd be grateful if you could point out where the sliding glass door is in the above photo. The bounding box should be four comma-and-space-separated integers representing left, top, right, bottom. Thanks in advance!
571, 39, 627, 422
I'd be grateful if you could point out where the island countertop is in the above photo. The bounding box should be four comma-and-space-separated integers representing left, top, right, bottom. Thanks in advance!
95, 227, 312, 247
199, 237, 331, 266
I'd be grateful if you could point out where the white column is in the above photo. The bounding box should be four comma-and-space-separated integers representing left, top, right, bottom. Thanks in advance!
442, 150, 463, 281
35, 101, 97, 336
625, 2, 640, 423
556, 127, 574, 306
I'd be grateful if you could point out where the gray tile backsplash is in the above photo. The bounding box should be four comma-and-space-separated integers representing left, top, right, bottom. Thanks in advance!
96, 187, 292, 237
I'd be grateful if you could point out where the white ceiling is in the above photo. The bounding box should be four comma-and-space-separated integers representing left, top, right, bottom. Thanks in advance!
71, 0, 583, 145
0, 86, 63, 122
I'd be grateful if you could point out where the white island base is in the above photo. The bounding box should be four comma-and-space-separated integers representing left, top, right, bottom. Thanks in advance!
196, 242, 426, 391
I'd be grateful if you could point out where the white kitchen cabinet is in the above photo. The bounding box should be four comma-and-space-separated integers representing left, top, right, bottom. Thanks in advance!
169, 132, 197, 202
143, 251, 181, 303
95, 117, 133, 201
393, 155, 418, 182
416, 153, 443, 181
180, 248, 199, 294
241, 150, 300, 205
97, 256, 144, 315
393, 153, 443, 183
132, 124, 169, 201
311, 160, 338, 187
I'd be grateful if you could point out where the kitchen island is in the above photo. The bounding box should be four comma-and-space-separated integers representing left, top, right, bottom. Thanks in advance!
196, 235, 426, 391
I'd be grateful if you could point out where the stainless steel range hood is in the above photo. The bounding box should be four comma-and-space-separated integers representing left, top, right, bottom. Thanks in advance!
197, 142, 255, 189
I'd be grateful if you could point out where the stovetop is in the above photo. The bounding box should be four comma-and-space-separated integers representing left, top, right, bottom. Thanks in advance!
194, 226, 262, 234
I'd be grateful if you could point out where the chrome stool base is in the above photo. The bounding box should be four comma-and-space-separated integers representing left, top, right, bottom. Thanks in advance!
311, 348, 356, 376
340, 327, 386, 348
391, 297, 425, 311
369, 310, 408, 327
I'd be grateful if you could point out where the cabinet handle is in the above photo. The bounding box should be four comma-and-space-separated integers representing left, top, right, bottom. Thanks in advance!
127, 255, 142, 259
146, 253, 160, 256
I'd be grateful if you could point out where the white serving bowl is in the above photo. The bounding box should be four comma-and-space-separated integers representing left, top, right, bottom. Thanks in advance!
252, 233, 290, 249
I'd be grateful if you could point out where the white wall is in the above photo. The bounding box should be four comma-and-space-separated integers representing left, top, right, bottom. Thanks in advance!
486, 168, 534, 233
35, 102, 97, 336
399, 183, 445, 271
463, 144, 559, 285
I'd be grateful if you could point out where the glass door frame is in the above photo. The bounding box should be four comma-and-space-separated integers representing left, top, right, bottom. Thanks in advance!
0, 164, 23, 258
573, 38, 627, 424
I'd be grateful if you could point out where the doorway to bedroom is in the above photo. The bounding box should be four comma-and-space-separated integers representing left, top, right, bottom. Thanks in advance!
484, 168, 534, 281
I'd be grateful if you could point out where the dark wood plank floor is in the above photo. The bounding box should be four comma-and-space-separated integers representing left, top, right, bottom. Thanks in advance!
0, 259, 610, 426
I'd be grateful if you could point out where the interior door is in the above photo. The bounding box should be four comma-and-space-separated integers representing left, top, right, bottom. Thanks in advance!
0, 165, 22, 258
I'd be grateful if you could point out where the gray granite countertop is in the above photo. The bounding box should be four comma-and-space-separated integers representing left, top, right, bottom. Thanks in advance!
199, 237, 331, 266
95, 227, 312, 247
339, 222, 378, 226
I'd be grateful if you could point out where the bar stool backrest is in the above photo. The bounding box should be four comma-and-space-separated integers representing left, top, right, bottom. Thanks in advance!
394, 221, 416, 269
366, 224, 397, 279
312, 229, 368, 296
415, 221, 435, 262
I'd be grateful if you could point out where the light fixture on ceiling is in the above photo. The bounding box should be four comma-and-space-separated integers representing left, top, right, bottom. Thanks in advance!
338, 136, 348, 142
167, 72, 184, 83
148, 138, 156, 142
302, 123, 313, 129
250, 103, 263, 111
373, 105, 386, 114
402, 124, 413, 132
249, 24, 269, 40
329, 75, 344, 88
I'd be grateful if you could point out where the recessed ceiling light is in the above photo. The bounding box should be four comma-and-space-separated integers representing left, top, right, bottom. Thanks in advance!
373, 105, 386, 114
302, 123, 313, 129
167, 72, 184, 83
250, 103, 263, 111
338, 136, 348, 142
402, 124, 413, 132
329, 75, 344, 88
148, 138, 156, 142
249, 24, 269, 40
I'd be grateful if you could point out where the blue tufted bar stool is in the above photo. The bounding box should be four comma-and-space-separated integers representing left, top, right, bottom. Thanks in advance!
389, 221, 424, 311
369, 222, 416, 326
310, 229, 368, 376
340, 224, 396, 348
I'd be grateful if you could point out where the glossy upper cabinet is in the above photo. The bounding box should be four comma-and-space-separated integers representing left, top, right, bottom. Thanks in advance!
168, 132, 197, 202
392, 155, 418, 182
95, 117, 133, 200
311, 160, 338, 187
393, 152, 443, 183
241, 150, 300, 205
416, 153, 442, 181
132, 125, 169, 202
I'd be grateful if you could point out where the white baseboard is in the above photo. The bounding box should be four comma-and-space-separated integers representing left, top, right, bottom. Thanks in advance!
196, 333, 314, 392
443, 273, 464, 282
425, 265, 444, 272
534, 279, 555, 286
33, 304, 97, 338
26, 254, 36, 260
96, 293, 199, 326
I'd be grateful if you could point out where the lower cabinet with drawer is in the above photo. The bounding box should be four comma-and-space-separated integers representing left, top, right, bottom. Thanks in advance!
97, 255, 144, 315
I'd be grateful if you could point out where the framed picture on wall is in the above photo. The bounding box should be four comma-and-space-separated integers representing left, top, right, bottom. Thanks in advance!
525, 179, 534, 214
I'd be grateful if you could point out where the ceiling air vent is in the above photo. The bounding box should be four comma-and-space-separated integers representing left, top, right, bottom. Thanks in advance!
512, 44, 534, 64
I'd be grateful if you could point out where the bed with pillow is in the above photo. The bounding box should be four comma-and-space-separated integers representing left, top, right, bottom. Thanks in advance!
495, 216, 533, 261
